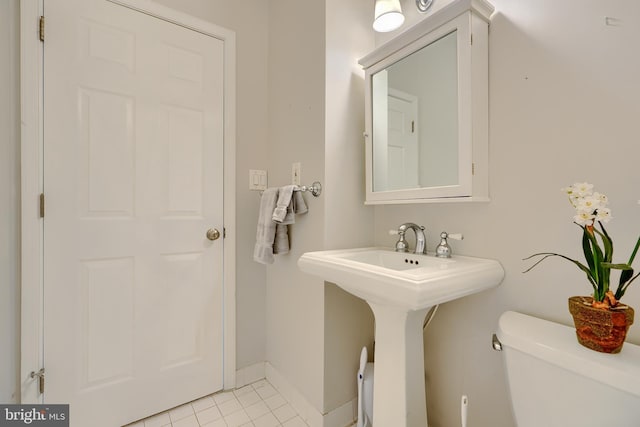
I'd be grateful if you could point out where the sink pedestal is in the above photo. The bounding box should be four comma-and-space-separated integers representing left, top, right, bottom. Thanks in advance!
369, 303, 431, 427
298, 247, 505, 427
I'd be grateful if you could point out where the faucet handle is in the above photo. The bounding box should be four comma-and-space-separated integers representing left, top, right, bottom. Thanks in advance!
390, 228, 409, 252
435, 232, 463, 258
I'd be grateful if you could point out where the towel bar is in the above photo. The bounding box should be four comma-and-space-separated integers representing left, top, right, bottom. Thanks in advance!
258, 181, 322, 197
296, 181, 322, 197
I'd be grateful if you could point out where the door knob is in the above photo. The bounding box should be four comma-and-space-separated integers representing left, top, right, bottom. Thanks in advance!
206, 228, 221, 241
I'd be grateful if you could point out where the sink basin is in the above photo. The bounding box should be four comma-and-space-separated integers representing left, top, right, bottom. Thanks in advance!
298, 247, 504, 310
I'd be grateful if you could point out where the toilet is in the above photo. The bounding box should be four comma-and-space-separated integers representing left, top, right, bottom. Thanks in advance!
496, 311, 640, 427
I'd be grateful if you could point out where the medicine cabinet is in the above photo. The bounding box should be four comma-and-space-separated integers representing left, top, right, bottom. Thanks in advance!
359, 0, 494, 204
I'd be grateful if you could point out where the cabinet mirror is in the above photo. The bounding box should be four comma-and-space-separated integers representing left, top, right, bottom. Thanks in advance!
359, 0, 493, 204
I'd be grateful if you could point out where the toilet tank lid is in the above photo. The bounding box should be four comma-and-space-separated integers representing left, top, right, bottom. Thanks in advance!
497, 311, 640, 397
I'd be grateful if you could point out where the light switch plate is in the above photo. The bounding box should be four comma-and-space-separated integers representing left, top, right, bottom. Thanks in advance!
292, 162, 301, 186
249, 169, 267, 191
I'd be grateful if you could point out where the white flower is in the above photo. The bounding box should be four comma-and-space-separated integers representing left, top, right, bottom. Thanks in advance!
564, 183, 613, 226
576, 196, 601, 214
563, 183, 596, 209
574, 211, 595, 226
595, 207, 612, 223
573, 182, 594, 197
563, 189, 579, 208
593, 192, 609, 206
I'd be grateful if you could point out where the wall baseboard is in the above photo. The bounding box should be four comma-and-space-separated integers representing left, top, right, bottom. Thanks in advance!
264, 363, 356, 427
234, 362, 266, 389
322, 399, 356, 427
235, 362, 356, 427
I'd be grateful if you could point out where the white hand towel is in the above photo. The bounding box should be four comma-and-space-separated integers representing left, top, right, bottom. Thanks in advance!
273, 224, 290, 255
253, 188, 279, 264
273, 185, 297, 224
292, 190, 308, 215
273, 185, 309, 225
273, 189, 308, 255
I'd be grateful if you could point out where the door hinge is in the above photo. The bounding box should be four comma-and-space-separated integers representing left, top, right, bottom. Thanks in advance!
470, 33, 473, 45
411, 120, 415, 133
39, 193, 45, 218
472, 163, 475, 175
30, 368, 45, 394
223, 227, 227, 238
39, 16, 45, 42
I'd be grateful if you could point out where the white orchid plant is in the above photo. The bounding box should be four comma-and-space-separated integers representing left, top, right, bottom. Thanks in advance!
524, 183, 640, 309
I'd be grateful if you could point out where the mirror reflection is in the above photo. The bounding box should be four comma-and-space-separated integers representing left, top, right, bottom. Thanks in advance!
371, 30, 458, 192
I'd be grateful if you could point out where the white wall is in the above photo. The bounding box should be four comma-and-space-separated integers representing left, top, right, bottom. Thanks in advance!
0, 0, 21, 404
265, 0, 377, 417
323, 0, 375, 413
151, 0, 270, 370
373, 1, 640, 426
265, 0, 327, 412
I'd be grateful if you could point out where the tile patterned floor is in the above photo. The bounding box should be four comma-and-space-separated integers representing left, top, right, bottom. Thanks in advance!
125, 380, 310, 427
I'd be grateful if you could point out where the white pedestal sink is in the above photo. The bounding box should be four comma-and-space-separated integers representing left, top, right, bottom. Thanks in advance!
298, 247, 504, 427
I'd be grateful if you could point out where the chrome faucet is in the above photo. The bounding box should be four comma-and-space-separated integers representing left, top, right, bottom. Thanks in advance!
393, 223, 426, 254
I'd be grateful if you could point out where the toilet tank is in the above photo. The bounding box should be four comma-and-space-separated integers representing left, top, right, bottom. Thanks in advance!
496, 311, 640, 427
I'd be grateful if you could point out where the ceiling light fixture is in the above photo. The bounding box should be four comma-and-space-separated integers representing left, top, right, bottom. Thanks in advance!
373, 0, 405, 33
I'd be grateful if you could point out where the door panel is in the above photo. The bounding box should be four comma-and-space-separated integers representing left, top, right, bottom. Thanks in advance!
43, 1, 224, 425
387, 90, 419, 190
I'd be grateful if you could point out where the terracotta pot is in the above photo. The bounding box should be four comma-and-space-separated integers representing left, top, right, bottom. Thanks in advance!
568, 296, 635, 354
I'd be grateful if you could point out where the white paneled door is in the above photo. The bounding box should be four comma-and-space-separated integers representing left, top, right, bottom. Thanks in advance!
386, 89, 418, 190
43, 1, 224, 425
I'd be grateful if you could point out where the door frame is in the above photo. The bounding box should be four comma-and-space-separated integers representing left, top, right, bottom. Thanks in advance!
20, 0, 237, 404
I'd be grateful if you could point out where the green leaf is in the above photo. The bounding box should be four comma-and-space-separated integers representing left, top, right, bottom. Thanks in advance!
620, 268, 634, 285
595, 222, 613, 262
600, 263, 633, 270
614, 234, 640, 300
597, 223, 614, 298
582, 229, 595, 272
587, 233, 604, 296
628, 235, 640, 266
615, 268, 634, 300
523, 252, 597, 290
584, 227, 609, 299
616, 271, 640, 300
